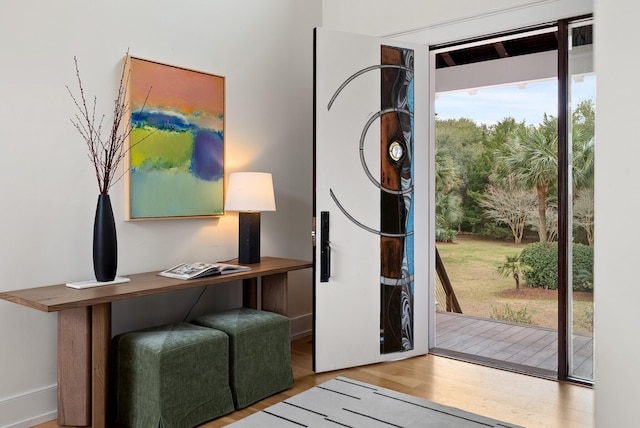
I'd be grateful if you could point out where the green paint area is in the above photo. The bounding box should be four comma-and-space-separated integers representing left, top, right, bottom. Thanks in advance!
130, 128, 194, 172
130, 169, 223, 218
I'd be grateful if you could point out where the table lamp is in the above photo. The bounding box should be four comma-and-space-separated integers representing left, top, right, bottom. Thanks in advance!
225, 172, 276, 264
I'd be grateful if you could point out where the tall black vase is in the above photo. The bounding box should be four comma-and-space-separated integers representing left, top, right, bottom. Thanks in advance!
93, 194, 118, 282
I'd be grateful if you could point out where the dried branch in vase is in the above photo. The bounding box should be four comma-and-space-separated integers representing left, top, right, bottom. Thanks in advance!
66, 52, 151, 195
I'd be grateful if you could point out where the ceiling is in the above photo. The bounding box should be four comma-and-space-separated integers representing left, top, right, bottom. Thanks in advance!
435, 25, 592, 69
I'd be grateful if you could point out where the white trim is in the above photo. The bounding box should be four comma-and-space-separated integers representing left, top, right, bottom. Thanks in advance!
386, 0, 591, 45
382, 0, 558, 39
290, 313, 313, 340
430, 26, 557, 54
0, 385, 57, 428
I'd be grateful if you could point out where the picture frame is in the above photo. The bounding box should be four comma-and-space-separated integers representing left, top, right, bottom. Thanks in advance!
124, 57, 225, 220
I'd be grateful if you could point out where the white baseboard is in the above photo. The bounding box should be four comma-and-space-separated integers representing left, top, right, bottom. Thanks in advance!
0, 385, 57, 428
290, 312, 312, 340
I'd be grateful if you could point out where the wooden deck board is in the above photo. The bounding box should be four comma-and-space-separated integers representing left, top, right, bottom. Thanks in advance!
435, 311, 593, 379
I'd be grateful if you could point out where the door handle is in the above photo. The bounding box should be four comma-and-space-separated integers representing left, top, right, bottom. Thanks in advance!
320, 211, 330, 282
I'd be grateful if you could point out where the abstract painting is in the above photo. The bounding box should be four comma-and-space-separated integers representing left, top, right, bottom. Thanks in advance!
379, 45, 414, 354
125, 57, 225, 219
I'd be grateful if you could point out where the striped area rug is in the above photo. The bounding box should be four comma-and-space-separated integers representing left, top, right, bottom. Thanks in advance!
227, 376, 523, 427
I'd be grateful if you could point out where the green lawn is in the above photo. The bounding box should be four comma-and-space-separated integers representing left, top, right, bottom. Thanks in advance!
436, 233, 594, 333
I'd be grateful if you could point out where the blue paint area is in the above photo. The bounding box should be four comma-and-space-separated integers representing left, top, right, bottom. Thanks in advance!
407, 76, 415, 292
132, 110, 224, 182
408, 79, 415, 146
132, 110, 192, 132
191, 130, 223, 181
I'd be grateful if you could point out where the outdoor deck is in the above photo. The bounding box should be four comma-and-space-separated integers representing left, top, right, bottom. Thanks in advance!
433, 311, 594, 380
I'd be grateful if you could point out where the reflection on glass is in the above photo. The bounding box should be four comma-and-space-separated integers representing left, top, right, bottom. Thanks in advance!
568, 19, 595, 382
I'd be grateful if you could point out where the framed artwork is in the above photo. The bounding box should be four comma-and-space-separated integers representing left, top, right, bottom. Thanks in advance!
125, 57, 225, 220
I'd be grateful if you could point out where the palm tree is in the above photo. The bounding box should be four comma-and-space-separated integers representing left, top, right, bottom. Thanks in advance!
436, 191, 463, 231
497, 253, 533, 292
495, 115, 558, 243
435, 147, 458, 193
435, 147, 463, 237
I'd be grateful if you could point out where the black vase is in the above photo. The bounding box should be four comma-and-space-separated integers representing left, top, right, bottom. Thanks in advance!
93, 194, 117, 282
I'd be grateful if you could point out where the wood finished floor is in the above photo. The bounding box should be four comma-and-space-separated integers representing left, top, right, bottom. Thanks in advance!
35, 335, 593, 428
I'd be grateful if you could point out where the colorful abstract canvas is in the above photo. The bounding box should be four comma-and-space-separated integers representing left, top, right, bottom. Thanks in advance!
125, 57, 225, 219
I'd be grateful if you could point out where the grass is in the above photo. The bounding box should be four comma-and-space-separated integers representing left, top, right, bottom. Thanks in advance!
437, 233, 594, 334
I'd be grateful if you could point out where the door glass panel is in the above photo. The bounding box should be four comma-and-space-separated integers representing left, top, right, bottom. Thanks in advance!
568, 19, 595, 382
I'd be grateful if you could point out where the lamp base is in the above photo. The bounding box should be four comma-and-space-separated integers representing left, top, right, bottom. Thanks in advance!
238, 212, 261, 264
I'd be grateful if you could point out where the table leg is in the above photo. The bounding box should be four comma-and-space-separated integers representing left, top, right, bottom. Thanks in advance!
57, 308, 91, 426
91, 302, 111, 428
261, 272, 288, 315
243, 277, 258, 309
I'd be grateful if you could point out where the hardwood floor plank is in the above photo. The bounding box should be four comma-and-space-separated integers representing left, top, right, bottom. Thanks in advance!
34, 335, 593, 428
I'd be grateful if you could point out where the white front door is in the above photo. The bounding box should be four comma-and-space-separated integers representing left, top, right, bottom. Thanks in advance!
313, 28, 432, 372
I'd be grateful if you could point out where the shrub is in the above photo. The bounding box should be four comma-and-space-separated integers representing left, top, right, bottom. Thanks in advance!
573, 244, 594, 291
520, 243, 557, 289
519, 242, 593, 291
577, 305, 594, 332
490, 304, 534, 324
436, 228, 457, 242
477, 223, 513, 241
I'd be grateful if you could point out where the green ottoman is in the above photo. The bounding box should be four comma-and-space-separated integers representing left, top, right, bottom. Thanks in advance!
110, 322, 234, 428
191, 308, 293, 409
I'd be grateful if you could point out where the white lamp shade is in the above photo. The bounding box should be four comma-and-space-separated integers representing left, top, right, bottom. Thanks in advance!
225, 172, 276, 212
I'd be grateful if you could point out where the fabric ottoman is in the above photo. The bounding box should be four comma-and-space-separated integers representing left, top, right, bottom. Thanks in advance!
110, 322, 234, 428
191, 308, 293, 409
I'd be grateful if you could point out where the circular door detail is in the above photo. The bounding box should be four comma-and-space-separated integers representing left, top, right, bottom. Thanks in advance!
388, 140, 404, 162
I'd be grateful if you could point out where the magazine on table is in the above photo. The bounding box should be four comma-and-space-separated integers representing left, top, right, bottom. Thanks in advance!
158, 262, 250, 280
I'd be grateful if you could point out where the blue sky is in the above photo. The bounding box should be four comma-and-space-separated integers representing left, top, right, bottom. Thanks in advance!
435, 75, 596, 126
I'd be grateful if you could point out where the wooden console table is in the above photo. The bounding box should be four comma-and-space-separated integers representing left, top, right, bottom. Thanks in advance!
0, 257, 312, 428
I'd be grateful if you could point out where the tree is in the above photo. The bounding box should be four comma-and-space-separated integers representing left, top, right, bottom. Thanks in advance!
436, 118, 485, 232
435, 118, 484, 169
571, 100, 595, 191
495, 115, 558, 243
435, 146, 463, 241
435, 147, 458, 193
479, 175, 537, 243
464, 118, 525, 233
573, 188, 594, 245
527, 202, 558, 243
436, 191, 463, 231
497, 253, 533, 292
573, 98, 595, 138
571, 100, 594, 246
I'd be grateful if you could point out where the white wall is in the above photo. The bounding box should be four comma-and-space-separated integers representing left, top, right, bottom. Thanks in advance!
593, 0, 640, 425
0, 0, 320, 426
